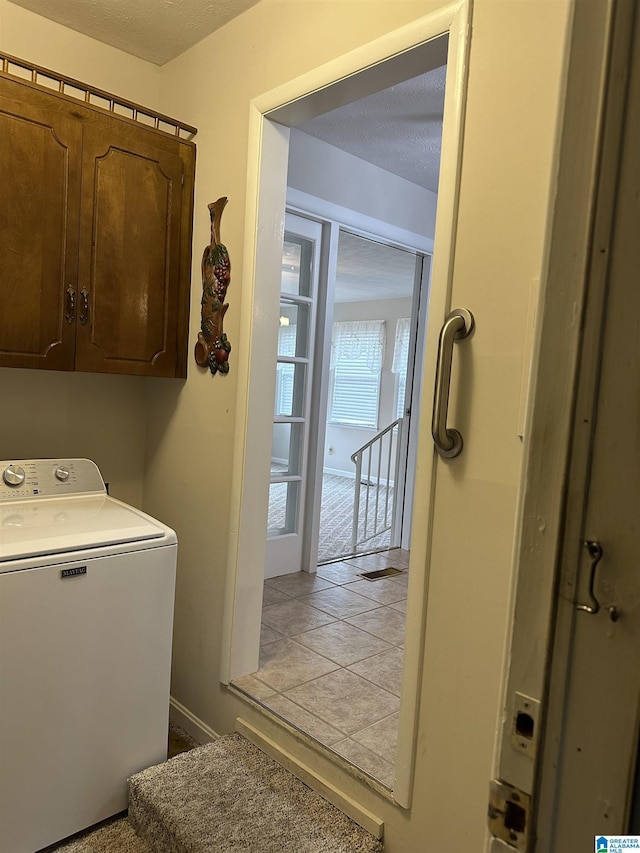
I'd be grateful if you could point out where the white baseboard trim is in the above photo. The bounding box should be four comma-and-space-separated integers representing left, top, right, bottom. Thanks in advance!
236, 717, 384, 840
169, 696, 219, 745
264, 562, 302, 579
323, 466, 395, 488
323, 466, 355, 479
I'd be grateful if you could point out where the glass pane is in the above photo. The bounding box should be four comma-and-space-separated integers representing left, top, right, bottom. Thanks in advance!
271, 422, 303, 476
278, 301, 310, 358
274, 362, 306, 418
281, 235, 313, 297
267, 481, 299, 536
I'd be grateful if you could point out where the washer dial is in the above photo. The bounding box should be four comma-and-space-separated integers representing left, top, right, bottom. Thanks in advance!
3, 465, 26, 487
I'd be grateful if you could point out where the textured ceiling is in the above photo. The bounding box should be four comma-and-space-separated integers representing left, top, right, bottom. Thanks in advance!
298, 66, 446, 193
9, 0, 445, 191
7, 0, 261, 65
335, 231, 417, 302
282, 229, 417, 304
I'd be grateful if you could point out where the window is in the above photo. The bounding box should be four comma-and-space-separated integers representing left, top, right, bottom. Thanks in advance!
329, 320, 385, 427
274, 322, 296, 416
393, 318, 411, 419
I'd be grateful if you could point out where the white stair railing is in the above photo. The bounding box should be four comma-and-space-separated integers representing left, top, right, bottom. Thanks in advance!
350, 418, 403, 552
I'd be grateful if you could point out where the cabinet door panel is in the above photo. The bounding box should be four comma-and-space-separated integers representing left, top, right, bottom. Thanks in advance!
76, 123, 187, 377
0, 79, 81, 370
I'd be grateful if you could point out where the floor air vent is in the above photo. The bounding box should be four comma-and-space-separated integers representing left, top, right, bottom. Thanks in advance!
359, 567, 403, 581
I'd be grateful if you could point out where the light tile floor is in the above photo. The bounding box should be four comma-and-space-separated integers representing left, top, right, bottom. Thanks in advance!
233, 548, 409, 789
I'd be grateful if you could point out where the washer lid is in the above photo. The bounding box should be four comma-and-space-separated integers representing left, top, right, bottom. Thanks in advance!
0, 495, 174, 562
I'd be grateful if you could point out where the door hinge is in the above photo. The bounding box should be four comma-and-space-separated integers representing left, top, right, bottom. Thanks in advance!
488, 779, 531, 851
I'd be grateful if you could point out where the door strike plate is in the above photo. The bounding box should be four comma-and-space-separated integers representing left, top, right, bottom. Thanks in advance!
511, 692, 540, 757
488, 779, 530, 851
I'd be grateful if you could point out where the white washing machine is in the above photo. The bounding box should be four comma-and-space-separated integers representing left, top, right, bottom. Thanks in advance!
0, 458, 177, 853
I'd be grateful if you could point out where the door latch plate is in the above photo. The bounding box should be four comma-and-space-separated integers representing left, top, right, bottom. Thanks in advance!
488, 779, 530, 851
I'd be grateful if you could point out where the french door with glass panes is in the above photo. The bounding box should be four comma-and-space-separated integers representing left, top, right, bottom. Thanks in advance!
265, 214, 322, 578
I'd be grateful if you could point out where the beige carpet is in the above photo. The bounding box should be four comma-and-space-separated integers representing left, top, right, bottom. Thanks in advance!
43, 815, 150, 852
45, 732, 383, 852
129, 733, 383, 852
271, 467, 393, 563
45, 722, 195, 852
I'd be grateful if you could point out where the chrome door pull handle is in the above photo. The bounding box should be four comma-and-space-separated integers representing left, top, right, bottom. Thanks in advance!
431, 308, 474, 458
576, 540, 603, 615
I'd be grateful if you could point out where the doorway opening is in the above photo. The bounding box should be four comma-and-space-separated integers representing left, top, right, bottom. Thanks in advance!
313, 229, 426, 566
235, 48, 443, 789
223, 3, 470, 807
266, 218, 429, 577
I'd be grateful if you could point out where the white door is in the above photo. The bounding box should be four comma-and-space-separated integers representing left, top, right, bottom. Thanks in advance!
265, 213, 322, 578
398, 253, 431, 551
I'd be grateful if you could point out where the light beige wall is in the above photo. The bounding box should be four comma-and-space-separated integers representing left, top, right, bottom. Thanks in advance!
0, 0, 575, 849
0, 1, 162, 506
145, 1, 572, 851
0, 0, 160, 103
0, 370, 149, 505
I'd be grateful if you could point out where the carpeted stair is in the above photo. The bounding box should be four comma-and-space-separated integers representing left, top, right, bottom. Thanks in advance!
128, 732, 383, 853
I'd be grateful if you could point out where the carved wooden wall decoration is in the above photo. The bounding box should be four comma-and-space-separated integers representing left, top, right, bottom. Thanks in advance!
194, 197, 231, 374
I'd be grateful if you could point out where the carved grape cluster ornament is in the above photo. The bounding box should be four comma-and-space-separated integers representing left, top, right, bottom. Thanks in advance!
194, 197, 232, 375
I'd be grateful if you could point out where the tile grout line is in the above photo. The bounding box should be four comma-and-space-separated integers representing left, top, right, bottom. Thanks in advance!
248, 550, 410, 785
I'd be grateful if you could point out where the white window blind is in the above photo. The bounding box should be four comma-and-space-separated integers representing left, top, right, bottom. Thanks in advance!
275, 324, 297, 416
278, 323, 297, 357
393, 318, 411, 419
329, 320, 385, 427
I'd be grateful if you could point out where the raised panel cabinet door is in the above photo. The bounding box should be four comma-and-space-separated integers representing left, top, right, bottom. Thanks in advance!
75, 119, 194, 377
0, 77, 81, 370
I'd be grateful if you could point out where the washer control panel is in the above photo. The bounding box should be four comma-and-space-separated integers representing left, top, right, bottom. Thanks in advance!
0, 459, 106, 502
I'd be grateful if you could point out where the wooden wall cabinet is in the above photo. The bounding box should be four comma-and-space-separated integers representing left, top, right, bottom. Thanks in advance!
0, 73, 195, 378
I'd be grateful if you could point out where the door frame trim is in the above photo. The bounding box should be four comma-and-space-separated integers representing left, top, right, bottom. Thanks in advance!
491, 0, 636, 836
221, 0, 471, 810
534, 0, 639, 840
264, 212, 323, 579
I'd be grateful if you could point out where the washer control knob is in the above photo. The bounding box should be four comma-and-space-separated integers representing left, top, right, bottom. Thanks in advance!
55, 465, 70, 482
3, 465, 26, 487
